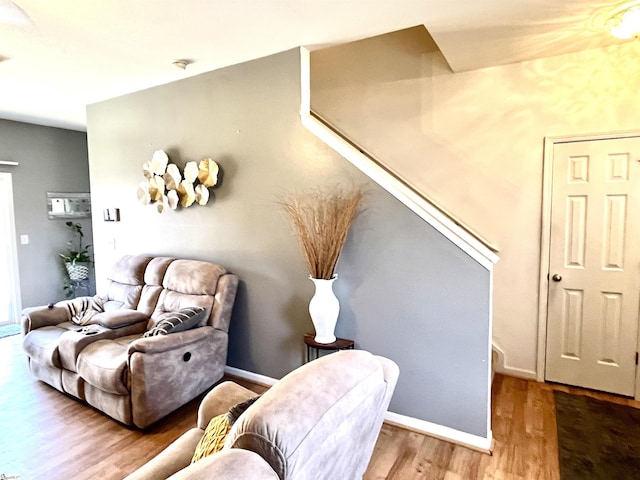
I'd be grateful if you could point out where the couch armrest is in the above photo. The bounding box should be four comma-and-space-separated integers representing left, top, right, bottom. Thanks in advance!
196, 381, 258, 430
91, 309, 149, 329
167, 449, 279, 480
128, 327, 229, 428
21, 306, 68, 333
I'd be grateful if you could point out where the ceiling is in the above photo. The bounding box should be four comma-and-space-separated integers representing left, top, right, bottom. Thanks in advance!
0, 0, 632, 131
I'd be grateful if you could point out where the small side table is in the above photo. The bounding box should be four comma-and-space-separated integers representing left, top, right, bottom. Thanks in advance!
304, 333, 355, 363
70, 279, 91, 298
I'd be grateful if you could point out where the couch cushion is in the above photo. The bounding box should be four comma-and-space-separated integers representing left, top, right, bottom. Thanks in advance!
136, 258, 176, 316
144, 257, 175, 286
144, 307, 206, 337
163, 260, 227, 296
151, 291, 214, 326
100, 255, 152, 311
77, 339, 131, 395
138, 285, 164, 317
103, 283, 143, 311
23, 323, 83, 368
108, 255, 153, 285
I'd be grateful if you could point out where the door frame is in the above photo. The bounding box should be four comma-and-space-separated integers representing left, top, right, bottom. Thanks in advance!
536, 130, 640, 399
0, 172, 21, 325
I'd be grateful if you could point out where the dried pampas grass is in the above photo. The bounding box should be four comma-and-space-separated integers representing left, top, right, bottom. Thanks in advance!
279, 184, 364, 280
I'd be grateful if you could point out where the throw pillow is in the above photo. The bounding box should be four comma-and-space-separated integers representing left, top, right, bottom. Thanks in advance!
191, 413, 232, 464
227, 395, 261, 426
143, 306, 206, 337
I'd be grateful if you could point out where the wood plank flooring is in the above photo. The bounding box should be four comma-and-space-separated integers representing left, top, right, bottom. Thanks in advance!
1, 333, 637, 479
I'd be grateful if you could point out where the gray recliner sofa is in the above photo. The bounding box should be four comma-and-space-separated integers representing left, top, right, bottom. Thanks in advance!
21, 254, 239, 428
126, 350, 399, 480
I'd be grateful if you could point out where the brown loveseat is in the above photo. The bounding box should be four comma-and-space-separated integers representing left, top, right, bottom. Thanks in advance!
21, 255, 239, 428
126, 350, 399, 480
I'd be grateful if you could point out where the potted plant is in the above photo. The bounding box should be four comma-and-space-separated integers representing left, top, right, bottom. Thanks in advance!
279, 184, 363, 343
59, 221, 92, 296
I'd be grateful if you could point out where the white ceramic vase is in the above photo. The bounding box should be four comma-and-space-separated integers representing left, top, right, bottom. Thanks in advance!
308, 275, 339, 344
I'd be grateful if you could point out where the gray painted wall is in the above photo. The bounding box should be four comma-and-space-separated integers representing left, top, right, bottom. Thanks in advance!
86, 48, 490, 437
0, 119, 93, 310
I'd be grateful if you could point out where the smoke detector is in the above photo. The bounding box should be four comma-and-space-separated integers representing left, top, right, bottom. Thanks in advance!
172, 59, 191, 70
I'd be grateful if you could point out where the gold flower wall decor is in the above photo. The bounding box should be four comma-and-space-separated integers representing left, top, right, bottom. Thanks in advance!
137, 150, 220, 213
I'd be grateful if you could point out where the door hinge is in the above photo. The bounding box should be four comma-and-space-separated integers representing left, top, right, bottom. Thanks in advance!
636, 352, 638, 365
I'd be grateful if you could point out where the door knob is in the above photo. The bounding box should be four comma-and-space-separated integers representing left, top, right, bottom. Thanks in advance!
552, 274, 562, 282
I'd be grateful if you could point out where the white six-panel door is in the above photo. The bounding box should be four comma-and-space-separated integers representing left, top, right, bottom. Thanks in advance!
545, 136, 640, 396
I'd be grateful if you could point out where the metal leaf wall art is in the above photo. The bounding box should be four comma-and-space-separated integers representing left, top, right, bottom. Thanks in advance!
137, 150, 220, 213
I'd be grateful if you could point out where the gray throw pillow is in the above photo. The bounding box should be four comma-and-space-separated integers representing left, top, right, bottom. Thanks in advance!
227, 395, 261, 425
143, 306, 207, 337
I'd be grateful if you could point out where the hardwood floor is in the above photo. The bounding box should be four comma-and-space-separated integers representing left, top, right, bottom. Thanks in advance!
1, 333, 637, 479
365, 374, 559, 480
366, 373, 640, 480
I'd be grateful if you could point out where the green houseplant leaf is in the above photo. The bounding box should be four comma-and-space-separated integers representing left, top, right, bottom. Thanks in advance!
59, 221, 92, 265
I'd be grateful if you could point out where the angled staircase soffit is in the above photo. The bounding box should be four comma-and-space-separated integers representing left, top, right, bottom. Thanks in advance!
299, 47, 499, 271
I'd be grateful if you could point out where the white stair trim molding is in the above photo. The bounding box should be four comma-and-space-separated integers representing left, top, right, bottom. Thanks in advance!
299, 47, 498, 271
224, 365, 492, 453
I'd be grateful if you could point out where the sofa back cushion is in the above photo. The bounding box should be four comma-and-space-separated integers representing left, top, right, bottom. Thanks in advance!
137, 257, 175, 316
149, 260, 227, 327
163, 260, 227, 296
224, 350, 395, 480
102, 255, 153, 311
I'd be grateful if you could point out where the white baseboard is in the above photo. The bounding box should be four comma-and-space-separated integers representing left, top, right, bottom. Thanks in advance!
496, 365, 537, 380
384, 411, 492, 453
224, 365, 278, 387
224, 365, 492, 453
492, 342, 537, 380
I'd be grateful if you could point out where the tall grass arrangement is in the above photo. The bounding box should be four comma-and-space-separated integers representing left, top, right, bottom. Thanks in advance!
279, 185, 364, 280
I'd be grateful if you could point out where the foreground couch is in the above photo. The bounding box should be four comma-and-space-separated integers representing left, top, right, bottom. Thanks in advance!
21, 255, 239, 428
126, 350, 399, 480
